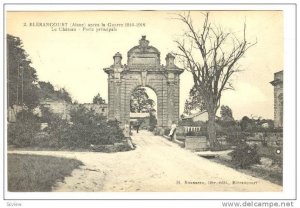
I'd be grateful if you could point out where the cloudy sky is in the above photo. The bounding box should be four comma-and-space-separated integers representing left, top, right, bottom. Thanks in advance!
6, 11, 283, 119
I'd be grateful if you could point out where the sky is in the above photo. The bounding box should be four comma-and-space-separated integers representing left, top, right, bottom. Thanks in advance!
6, 11, 283, 120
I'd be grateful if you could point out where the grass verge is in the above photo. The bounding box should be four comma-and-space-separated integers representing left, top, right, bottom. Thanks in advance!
210, 157, 282, 186
8, 153, 83, 192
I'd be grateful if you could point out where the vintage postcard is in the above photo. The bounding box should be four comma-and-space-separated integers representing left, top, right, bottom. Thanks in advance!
2, 2, 297, 206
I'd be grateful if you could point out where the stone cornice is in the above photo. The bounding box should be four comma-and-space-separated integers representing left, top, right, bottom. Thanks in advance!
270, 79, 283, 86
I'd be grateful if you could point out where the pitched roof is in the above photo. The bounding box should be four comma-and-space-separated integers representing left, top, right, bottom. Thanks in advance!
130, 112, 150, 118
182, 111, 207, 119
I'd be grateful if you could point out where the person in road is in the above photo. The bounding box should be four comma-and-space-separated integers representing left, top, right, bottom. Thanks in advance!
168, 121, 177, 140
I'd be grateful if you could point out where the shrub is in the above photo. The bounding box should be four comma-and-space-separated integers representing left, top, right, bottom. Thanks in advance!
7, 110, 40, 147
224, 131, 251, 146
38, 106, 70, 148
8, 105, 127, 151
39, 105, 126, 149
164, 128, 171, 136
64, 106, 125, 148
230, 143, 261, 168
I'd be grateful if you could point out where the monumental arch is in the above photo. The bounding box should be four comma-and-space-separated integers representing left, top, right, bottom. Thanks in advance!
104, 36, 183, 128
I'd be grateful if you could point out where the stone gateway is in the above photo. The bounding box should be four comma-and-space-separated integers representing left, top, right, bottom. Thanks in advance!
104, 36, 183, 128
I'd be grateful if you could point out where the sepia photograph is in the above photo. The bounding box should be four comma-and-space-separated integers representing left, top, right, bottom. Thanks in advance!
2, 3, 297, 205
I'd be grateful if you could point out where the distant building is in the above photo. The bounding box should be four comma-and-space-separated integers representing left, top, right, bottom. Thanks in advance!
182, 111, 208, 122
270, 70, 283, 128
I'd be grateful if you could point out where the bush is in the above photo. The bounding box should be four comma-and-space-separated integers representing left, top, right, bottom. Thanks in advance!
9, 105, 127, 151
164, 128, 171, 136
230, 143, 261, 168
8, 110, 40, 147
224, 131, 252, 146
63, 106, 125, 149
40, 105, 126, 149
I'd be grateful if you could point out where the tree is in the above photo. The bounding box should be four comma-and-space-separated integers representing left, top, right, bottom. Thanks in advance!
56, 88, 72, 103
39, 81, 55, 100
175, 12, 256, 150
7, 34, 40, 110
38, 81, 72, 103
220, 105, 234, 121
93, 93, 106, 104
240, 116, 252, 131
183, 87, 206, 115
130, 88, 155, 113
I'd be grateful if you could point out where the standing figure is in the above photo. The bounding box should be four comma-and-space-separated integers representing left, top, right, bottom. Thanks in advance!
123, 120, 130, 138
136, 122, 140, 133
168, 121, 177, 140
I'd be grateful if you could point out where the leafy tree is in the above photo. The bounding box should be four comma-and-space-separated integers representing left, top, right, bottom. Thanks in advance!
38, 81, 55, 99
240, 116, 252, 131
7, 34, 40, 110
56, 88, 72, 103
93, 93, 106, 104
220, 105, 234, 121
130, 88, 155, 113
183, 87, 206, 115
175, 12, 256, 150
38, 81, 72, 103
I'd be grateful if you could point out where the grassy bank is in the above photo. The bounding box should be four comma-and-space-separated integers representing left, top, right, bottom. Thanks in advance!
210, 156, 282, 186
8, 154, 83, 192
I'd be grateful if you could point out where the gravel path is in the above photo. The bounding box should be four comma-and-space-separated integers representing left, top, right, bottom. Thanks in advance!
8, 130, 282, 192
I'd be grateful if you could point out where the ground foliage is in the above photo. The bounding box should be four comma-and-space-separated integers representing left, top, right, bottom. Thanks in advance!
38, 81, 72, 103
8, 105, 126, 150
8, 154, 83, 192
230, 142, 261, 168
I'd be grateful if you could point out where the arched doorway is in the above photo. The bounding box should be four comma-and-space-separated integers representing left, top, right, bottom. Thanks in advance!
130, 86, 157, 131
104, 36, 183, 129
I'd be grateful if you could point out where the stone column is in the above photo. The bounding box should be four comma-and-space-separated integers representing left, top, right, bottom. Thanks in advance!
107, 52, 124, 122
167, 72, 176, 127
107, 74, 115, 119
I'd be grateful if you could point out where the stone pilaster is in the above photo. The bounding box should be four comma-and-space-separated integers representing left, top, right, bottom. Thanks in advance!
270, 71, 283, 128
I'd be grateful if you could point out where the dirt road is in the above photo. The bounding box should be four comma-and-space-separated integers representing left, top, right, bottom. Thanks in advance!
9, 130, 282, 192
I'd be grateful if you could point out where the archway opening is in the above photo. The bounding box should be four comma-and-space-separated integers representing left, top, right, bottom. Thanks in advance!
130, 86, 158, 132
